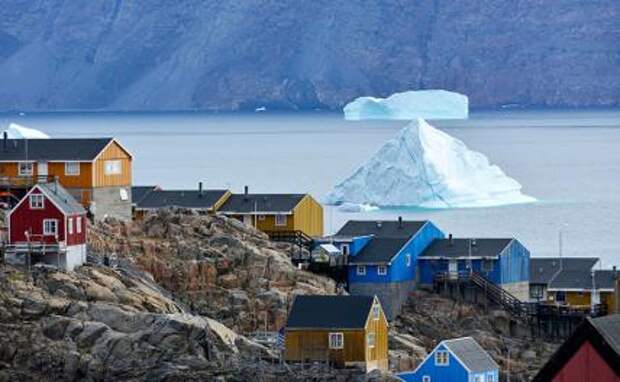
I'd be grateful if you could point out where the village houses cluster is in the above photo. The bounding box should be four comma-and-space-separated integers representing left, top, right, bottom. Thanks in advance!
1, 134, 619, 381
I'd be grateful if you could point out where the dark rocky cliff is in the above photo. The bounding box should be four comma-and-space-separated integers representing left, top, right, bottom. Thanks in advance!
0, 0, 618, 111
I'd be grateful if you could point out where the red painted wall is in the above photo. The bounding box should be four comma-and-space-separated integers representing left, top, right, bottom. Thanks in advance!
552, 341, 620, 382
9, 188, 86, 246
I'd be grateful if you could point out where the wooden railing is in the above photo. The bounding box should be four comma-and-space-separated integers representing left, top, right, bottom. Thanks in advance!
0, 175, 54, 188
265, 230, 314, 250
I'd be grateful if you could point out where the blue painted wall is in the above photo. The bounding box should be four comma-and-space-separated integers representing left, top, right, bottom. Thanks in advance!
347, 235, 373, 256
418, 239, 530, 286
348, 222, 444, 284
396, 343, 499, 382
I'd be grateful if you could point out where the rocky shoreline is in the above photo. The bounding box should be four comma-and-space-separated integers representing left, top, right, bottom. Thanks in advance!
0, 210, 559, 381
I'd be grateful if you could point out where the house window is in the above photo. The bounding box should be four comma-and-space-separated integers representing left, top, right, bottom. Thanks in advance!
530, 285, 544, 300
68, 217, 73, 234
377, 265, 387, 276
258, 214, 266, 221
65, 162, 80, 176
486, 373, 495, 382
357, 265, 366, 276
435, 350, 449, 366
406, 253, 411, 266
482, 259, 494, 272
341, 244, 349, 256
18, 162, 33, 176
76, 216, 82, 234
43, 219, 58, 236
367, 332, 375, 348
104, 160, 122, 175
556, 291, 566, 303
29, 194, 44, 209
328, 332, 344, 349
372, 305, 380, 320
275, 214, 287, 226
422, 377, 431, 382
119, 188, 128, 201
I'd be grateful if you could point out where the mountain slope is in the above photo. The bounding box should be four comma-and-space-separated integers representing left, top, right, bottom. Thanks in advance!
0, 1, 618, 111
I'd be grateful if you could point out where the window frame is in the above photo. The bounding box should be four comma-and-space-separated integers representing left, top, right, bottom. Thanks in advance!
43, 219, 59, 236
406, 253, 411, 266
64, 161, 80, 176
372, 305, 380, 320
486, 372, 495, 382
104, 160, 122, 175
377, 265, 388, 276
68, 217, 73, 235
328, 332, 344, 349
367, 332, 375, 348
258, 214, 266, 221
435, 350, 449, 366
29, 194, 44, 209
18, 162, 33, 176
76, 216, 82, 234
356, 265, 366, 276
422, 376, 431, 382
275, 214, 287, 226
341, 244, 349, 256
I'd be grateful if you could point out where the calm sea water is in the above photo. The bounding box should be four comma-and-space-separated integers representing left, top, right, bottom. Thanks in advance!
4, 109, 620, 267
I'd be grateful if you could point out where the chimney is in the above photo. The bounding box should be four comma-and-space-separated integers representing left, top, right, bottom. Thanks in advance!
398, 216, 403, 229
448, 234, 453, 246
244, 185, 249, 201
53, 176, 59, 194
198, 182, 203, 197
2, 131, 6, 151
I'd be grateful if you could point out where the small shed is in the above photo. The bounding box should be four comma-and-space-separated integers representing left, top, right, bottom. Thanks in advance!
284, 295, 389, 372
396, 337, 499, 382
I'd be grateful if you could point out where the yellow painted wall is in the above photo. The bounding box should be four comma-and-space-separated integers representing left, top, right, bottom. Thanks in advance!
600, 292, 617, 314
284, 329, 366, 364
93, 141, 132, 187
565, 292, 591, 307
292, 195, 324, 237
47, 162, 94, 188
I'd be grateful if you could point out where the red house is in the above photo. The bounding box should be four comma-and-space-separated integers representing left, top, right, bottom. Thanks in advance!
6, 181, 87, 271
533, 314, 620, 382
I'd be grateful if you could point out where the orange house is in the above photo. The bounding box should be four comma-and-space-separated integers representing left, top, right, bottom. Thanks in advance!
0, 137, 133, 221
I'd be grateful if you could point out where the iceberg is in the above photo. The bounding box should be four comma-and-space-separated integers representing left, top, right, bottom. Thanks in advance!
343, 90, 468, 121
325, 119, 535, 209
337, 202, 380, 213
3, 123, 50, 139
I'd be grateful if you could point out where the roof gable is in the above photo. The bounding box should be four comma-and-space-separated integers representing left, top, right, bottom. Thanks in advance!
0, 138, 114, 161
442, 337, 499, 373
218, 193, 306, 213
336, 220, 427, 239
286, 295, 375, 329
11, 183, 85, 216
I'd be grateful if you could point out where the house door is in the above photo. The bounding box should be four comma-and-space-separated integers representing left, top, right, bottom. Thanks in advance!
448, 259, 458, 280
38, 162, 48, 179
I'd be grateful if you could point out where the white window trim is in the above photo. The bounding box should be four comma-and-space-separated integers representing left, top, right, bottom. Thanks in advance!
422, 376, 431, 382
328, 332, 344, 349
435, 350, 449, 366
104, 160, 122, 175
275, 214, 287, 226
68, 217, 73, 235
356, 265, 366, 276
367, 332, 375, 348
377, 265, 387, 276
486, 372, 495, 382
76, 216, 82, 234
29, 194, 44, 209
406, 253, 411, 267
64, 161, 80, 176
43, 219, 58, 236
341, 244, 349, 256
372, 305, 380, 320
18, 162, 33, 176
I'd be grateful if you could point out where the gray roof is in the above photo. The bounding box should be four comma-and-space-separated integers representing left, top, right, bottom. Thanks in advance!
37, 182, 85, 215
131, 186, 159, 205
286, 295, 375, 329
590, 314, 620, 356
529, 257, 599, 285
0, 138, 114, 161
421, 238, 512, 259
218, 193, 306, 213
442, 337, 499, 373
336, 220, 427, 239
548, 270, 594, 290
348, 237, 410, 264
594, 270, 618, 290
135, 190, 228, 210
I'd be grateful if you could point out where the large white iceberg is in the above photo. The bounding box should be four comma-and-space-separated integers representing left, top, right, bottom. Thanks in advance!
343, 90, 468, 120
325, 119, 535, 209
3, 123, 50, 139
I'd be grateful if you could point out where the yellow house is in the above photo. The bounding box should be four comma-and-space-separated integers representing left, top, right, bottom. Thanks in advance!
284, 295, 388, 372
0, 137, 133, 221
217, 187, 323, 237
545, 268, 618, 314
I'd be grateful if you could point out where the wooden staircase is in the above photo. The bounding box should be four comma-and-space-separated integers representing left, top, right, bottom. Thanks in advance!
467, 271, 532, 320
265, 230, 314, 251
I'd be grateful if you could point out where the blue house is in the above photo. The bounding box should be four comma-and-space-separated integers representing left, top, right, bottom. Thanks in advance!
332, 218, 445, 319
396, 337, 499, 382
418, 236, 530, 301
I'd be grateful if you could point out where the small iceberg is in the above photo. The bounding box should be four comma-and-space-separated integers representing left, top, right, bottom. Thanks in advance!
3, 123, 50, 139
343, 90, 468, 121
325, 119, 535, 209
